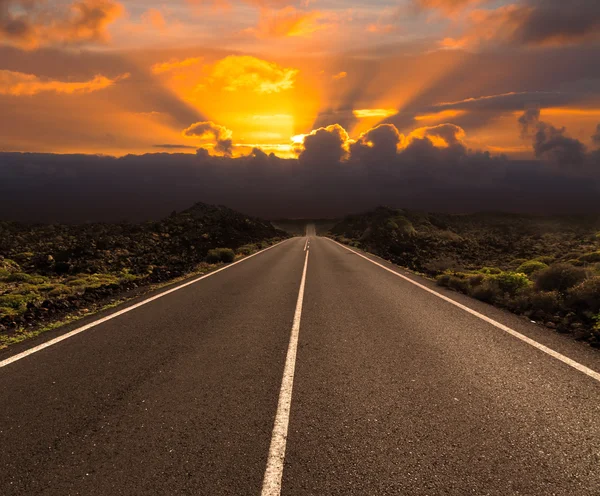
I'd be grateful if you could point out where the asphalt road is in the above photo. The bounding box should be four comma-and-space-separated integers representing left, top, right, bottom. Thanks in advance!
1, 234, 600, 495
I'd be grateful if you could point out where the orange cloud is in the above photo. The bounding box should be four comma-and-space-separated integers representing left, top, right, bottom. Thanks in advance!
414, 109, 465, 121
247, 7, 331, 38
332, 72, 347, 80
440, 5, 525, 49
152, 57, 203, 74
367, 23, 397, 34
415, 0, 483, 14
0, 70, 129, 96
353, 108, 397, 119
201, 56, 298, 94
0, 0, 124, 49
407, 123, 466, 148
141, 8, 167, 31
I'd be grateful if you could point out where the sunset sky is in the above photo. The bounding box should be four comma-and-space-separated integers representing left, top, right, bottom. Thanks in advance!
1, 0, 600, 159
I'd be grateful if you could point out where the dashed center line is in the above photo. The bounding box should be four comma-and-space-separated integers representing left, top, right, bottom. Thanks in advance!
261, 245, 310, 495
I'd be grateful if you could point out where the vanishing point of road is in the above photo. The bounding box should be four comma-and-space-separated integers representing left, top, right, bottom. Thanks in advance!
2, 229, 600, 495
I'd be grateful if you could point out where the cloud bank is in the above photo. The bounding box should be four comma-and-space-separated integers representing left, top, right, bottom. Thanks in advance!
2, 116, 599, 222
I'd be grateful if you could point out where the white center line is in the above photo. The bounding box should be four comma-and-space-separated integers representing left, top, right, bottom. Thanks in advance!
326, 237, 600, 384
303, 238, 308, 251
0, 239, 291, 369
261, 246, 310, 496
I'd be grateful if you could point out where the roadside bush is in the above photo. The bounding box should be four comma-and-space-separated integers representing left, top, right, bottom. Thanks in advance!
492, 272, 531, 296
48, 285, 75, 297
569, 277, 600, 313
206, 248, 236, 264
471, 280, 497, 303
517, 260, 549, 276
447, 275, 470, 293
0, 294, 29, 312
535, 263, 587, 293
479, 267, 502, 275
236, 244, 257, 256
436, 273, 452, 287
387, 216, 416, 237
466, 273, 485, 287
3, 272, 33, 283
530, 290, 563, 314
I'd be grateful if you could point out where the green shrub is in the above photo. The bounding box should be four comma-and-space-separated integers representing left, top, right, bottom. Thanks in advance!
569, 277, 600, 313
0, 306, 19, 317
580, 251, 600, 263
492, 272, 531, 296
466, 273, 485, 287
535, 263, 587, 293
387, 216, 416, 237
479, 267, 502, 275
436, 272, 467, 291
517, 260, 549, 276
236, 244, 257, 256
471, 280, 497, 302
0, 294, 28, 312
206, 248, 236, 264
3, 272, 34, 283
530, 290, 562, 314
447, 275, 470, 293
220, 248, 236, 263
48, 285, 75, 297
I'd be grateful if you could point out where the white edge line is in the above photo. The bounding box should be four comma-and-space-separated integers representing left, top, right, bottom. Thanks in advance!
0, 238, 292, 369
326, 237, 600, 384
261, 247, 309, 496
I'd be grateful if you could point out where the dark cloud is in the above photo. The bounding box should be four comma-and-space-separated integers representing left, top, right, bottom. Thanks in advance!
514, 0, 600, 46
534, 122, 587, 167
2, 117, 599, 223
518, 107, 541, 139
350, 124, 402, 164
593, 124, 600, 146
299, 124, 350, 165
0, 0, 123, 49
182, 121, 233, 157
517, 109, 589, 167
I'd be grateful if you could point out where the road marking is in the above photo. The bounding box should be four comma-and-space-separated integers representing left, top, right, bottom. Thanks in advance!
303, 238, 308, 251
0, 239, 292, 369
326, 237, 600, 384
261, 247, 309, 496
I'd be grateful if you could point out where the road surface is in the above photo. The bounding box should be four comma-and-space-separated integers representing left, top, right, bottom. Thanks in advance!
1, 234, 600, 495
